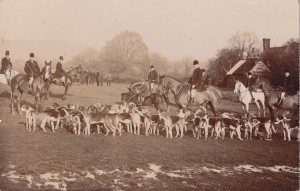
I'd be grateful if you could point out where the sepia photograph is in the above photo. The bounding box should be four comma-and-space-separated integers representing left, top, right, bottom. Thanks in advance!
0, 0, 299, 190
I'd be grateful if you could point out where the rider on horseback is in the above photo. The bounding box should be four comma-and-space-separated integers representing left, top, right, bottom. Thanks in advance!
189, 60, 205, 99
24, 53, 41, 93
0, 51, 12, 74
275, 69, 294, 107
246, 72, 255, 101
148, 65, 159, 94
54, 56, 66, 85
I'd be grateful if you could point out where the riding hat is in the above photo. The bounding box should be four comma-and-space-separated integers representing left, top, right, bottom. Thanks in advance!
59, 56, 64, 60
284, 69, 289, 73
150, 65, 154, 68
5, 50, 9, 56
193, 60, 199, 65
247, 72, 252, 75
30, 53, 34, 57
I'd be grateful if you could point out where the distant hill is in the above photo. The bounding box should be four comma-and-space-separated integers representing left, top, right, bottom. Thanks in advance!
0, 39, 90, 72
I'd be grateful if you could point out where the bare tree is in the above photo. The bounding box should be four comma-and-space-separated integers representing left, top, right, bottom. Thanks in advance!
102, 31, 148, 74
228, 31, 261, 58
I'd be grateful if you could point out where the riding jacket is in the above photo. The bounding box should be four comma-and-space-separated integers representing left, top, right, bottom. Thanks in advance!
190, 67, 204, 86
54, 61, 65, 78
148, 70, 158, 83
0, 57, 12, 74
24, 60, 40, 77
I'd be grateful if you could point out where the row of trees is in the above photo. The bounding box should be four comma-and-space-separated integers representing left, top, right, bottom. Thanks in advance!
67, 31, 299, 89
66, 31, 196, 82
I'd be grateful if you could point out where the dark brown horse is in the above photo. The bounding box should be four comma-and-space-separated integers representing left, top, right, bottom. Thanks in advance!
10, 73, 50, 115
128, 78, 170, 111
50, 65, 82, 100
252, 76, 299, 119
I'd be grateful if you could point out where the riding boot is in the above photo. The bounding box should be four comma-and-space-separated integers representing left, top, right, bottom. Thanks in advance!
28, 84, 33, 93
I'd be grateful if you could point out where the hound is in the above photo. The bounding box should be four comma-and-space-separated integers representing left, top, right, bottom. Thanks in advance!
158, 110, 174, 138
20, 105, 37, 132
220, 113, 243, 140
174, 109, 190, 138
275, 112, 299, 141
251, 117, 274, 140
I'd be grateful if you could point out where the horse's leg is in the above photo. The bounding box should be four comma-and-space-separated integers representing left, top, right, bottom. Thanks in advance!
17, 94, 23, 115
62, 85, 69, 101
254, 100, 261, 117
207, 101, 217, 116
10, 91, 15, 115
163, 94, 169, 112
261, 98, 266, 117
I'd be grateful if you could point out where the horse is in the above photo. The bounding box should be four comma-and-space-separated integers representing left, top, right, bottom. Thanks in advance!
0, 69, 19, 85
233, 80, 266, 116
252, 76, 299, 119
10, 72, 50, 115
160, 75, 222, 116
128, 78, 170, 111
50, 65, 82, 100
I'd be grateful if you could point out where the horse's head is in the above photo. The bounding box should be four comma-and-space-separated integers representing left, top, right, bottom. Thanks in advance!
234, 80, 241, 94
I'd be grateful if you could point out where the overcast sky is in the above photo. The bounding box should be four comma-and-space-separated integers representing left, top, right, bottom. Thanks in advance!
0, 0, 298, 61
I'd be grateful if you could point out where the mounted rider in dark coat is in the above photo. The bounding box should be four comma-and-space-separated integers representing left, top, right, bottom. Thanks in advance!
245, 72, 256, 100
24, 53, 40, 92
275, 69, 294, 107
190, 60, 205, 91
148, 65, 159, 93
0, 51, 12, 74
54, 56, 66, 85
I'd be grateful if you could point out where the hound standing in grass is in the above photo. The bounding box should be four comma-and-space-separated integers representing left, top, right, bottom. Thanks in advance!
20, 105, 37, 132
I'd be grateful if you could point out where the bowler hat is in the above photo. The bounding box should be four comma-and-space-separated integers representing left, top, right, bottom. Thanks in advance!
59, 56, 64, 60
247, 72, 252, 75
284, 69, 289, 73
193, 60, 199, 65
30, 53, 34, 57
150, 65, 154, 68
5, 50, 9, 56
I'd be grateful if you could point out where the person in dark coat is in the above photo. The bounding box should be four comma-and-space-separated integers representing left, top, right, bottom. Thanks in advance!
0, 51, 12, 74
24, 53, 40, 92
189, 60, 205, 91
95, 69, 100, 86
275, 69, 294, 107
148, 65, 159, 93
245, 72, 255, 100
54, 56, 65, 84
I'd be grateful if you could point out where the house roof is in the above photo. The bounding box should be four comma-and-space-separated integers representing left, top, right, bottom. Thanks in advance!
226, 58, 271, 76
226, 59, 246, 75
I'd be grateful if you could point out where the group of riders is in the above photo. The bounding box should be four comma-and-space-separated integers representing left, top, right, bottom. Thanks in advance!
147, 59, 295, 108
1, 51, 66, 93
1, 50, 295, 108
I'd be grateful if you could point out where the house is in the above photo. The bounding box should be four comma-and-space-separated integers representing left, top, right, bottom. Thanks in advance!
225, 38, 274, 87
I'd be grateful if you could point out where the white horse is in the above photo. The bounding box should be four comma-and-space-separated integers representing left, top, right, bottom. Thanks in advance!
0, 69, 19, 85
234, 80, 266, 116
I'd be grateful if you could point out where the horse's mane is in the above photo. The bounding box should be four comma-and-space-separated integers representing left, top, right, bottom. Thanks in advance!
162, 75, 183, 83
257, 76, 276, 88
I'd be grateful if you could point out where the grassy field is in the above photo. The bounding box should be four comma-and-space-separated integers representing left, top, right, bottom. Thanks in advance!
0, 83, 299, 191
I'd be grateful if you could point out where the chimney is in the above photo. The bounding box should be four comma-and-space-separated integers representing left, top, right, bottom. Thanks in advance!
263, 38, 270, 51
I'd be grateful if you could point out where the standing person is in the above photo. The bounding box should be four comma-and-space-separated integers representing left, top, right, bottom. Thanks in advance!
24, 53, 40, 93
95, 69, 100, 86
99, 72, 103, 86
0, 50, 12, 74
148, 65, 159, 93
275, 69, 294, 107
107, 73, 112, 86
54, 56, 65, 85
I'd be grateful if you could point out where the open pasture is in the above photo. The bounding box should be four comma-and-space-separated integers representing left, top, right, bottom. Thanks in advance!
0, 83, 299, 191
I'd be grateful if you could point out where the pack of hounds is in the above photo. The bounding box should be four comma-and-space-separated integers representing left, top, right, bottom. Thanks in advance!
20, 102, 299, 141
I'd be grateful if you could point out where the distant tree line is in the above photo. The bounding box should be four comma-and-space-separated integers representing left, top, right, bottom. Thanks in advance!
66, 31, 198, 83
